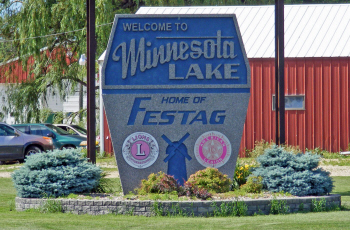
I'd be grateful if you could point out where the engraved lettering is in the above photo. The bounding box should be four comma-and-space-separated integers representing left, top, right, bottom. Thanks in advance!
112, 30, 236, 79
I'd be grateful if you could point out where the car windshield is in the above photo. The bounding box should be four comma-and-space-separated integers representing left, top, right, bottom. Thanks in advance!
45, 124, 70, 135
0, 124, 17, 136
71, 125, 87, 135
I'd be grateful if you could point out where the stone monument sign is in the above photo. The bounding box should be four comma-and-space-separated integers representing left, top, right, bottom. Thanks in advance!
102, 14, 250, 194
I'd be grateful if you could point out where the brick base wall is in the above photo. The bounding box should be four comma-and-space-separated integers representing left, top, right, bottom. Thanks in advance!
15, 194, 341, 216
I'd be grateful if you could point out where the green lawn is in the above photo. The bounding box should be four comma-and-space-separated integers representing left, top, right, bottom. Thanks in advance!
0, 177, 350, 230
332, 177, 350, 205
1, 211, 350, 230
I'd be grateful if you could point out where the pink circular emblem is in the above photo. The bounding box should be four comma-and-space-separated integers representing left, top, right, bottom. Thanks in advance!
194, 131, 231, 168
122, 132, 159, 169
130, 140, 150, 160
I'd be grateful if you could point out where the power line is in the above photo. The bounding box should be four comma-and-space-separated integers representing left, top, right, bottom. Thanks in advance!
0, 22, 113, 43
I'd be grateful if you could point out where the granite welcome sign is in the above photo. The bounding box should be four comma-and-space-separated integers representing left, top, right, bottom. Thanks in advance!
102, 14, 251, 194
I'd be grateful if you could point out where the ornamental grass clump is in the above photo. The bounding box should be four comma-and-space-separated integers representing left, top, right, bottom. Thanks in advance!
187, 167, 231, 193
12, 148, 102, 198
252, 145, 333, 196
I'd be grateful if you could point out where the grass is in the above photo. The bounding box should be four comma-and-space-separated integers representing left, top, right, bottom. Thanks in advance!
320, 158, 350, 166
96, 155, 117, 166
0, 212, 350, 230
100, 167, 119, 173
332, 176, 350, 207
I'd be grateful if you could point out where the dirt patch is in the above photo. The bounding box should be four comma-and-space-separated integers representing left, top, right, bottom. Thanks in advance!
105, 171, 119, 178
96, 163, 118, 169
319, 165, 350, 177
0, 172, 12, 178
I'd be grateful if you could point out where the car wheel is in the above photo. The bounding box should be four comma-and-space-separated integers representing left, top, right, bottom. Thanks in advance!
25, 146, 41, 156
63, 145, 76, 150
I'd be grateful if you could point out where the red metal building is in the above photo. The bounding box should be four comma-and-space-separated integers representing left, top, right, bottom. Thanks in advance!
239, 57, 350, 156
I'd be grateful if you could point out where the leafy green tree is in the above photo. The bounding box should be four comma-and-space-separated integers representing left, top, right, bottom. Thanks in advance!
0, 0, 21, 63
0, 0, 133, 123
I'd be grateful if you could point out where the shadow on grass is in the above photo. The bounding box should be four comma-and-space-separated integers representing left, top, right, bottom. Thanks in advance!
334, 191, 350, 197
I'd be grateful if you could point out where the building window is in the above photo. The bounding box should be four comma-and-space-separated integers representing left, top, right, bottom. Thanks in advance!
272, 95, 305, 110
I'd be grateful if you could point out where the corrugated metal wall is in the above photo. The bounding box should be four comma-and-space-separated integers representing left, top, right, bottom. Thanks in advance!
103, 57, 350, 156
239, 57, 350, 156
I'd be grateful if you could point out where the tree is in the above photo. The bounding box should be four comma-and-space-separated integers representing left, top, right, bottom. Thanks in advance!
0, 0, 21, 63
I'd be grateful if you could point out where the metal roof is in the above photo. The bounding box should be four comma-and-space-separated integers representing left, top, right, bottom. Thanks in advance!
136, 4, 350, 58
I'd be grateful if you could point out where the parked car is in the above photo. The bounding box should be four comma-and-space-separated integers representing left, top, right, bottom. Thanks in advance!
53, 124, 100, 146
53, 124, 87, 137
12, 123, 87, 150
0, 122, 54, 163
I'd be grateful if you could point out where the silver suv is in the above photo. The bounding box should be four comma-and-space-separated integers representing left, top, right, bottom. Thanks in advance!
0, 123, 54, 163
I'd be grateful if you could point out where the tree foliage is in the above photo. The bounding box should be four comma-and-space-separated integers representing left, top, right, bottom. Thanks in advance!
0, 0, 133, 123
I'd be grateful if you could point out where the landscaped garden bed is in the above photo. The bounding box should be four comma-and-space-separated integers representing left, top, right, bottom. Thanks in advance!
11, 143, 346, 217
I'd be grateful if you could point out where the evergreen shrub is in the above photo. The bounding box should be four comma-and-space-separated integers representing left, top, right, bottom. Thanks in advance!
187, 167, 231, 193
12, 148, 102, 198
252, 145, 333, 196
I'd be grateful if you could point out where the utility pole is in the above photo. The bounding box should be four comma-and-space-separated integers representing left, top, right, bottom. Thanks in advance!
87, 0, 96, 163
275, 0, 285, 145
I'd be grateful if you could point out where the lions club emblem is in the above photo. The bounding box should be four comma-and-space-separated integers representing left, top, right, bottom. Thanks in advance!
122, 132, 159, 169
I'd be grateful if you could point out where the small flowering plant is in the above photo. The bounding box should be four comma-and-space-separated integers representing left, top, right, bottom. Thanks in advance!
233, 162, 252, 190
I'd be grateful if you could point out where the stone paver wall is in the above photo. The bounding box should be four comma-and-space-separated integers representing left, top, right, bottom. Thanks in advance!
16, 194, 341, 216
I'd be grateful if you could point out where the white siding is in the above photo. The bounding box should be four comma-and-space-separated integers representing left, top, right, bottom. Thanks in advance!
136, 4, 350, 58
